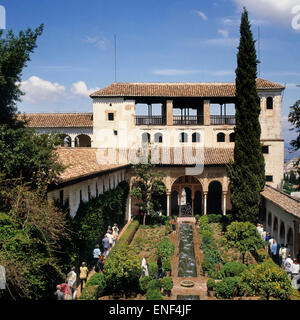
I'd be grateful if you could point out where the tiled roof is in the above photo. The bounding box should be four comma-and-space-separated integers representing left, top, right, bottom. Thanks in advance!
261, 185, 300, 218
90, 78, 285, 98
54, 147, 233, 184
55, 148, 128, 183
18, 113, 93, 128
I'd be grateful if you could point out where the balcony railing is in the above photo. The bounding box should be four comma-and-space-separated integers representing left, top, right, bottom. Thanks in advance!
173, 115, 204, 125
135, 116, 166, 125
210, 115, 235, 125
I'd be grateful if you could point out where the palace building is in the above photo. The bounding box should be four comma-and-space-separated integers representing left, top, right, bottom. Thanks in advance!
22, 78, 300, 256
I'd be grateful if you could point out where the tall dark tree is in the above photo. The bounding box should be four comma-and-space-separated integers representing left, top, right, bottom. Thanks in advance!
226, 8, 265, 223
288, 99, 300, 152
0, 25, 43, 127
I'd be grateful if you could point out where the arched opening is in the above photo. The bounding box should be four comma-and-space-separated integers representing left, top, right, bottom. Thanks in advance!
151, 180, 167, 215
287, 228, 294, 255
63, 135, 71, 147
207, 181, 222, 214
142, 132, 150, 144
194, 190, 202, 215
75, 134, 91, 147
217, 132, 225, 143
154, 132, 163, 143
229, 132, 235, 142
279, 222, 285, 245
179, 132, 188, 143
268, 212, 272, 227
273, 217, 278, 235
192, 132, 200, 143
171, 175, 202, 217
171, 190, 179, 216
266, 97, 273, 110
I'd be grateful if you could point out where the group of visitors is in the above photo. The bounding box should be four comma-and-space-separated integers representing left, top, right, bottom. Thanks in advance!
257, 223, 300, 289
54, 266, 78, 300
140, 254, 165, 280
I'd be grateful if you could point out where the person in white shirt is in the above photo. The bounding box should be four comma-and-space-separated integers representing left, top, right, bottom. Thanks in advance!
105, 230, 114, 249
268, 236, 274, 253
291, 258, 300, 279
261, 228, 266, 242
279, 244, 287, 267
66, 267, 77, 300
141, 256, 149, 277
284, 254, 293, 278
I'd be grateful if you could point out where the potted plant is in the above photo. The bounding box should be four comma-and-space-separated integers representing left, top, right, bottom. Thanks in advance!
206, 278, 216, 297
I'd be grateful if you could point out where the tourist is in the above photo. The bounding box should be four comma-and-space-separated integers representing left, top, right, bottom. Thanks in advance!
66, 266, 77, 300
112, 224, 119, 246
279, 244, 287, 267
284, 254, 293, 278
97, 253, 105, 273
157, 255, 164, 279
112, 223, 119, 236
257, 223, 263, 237
271, 239, 279, 264
265, 232, 270, 251
268, 235, 274, 253
54, 285, 64, 300
159, 210, 163, 216
171, 216, 176, 233
106, 230, 114, 249
79, 262, 89, 292
141, 256, 149, 277
93, 244, 101, 270
58, 283, 72, 300
291, 258, 300, 279
261, 226, 266, 242
102, 235, 110, 257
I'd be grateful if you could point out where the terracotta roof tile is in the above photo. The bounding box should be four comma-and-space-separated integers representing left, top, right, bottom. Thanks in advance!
261, 185, 300, 218
54, 147, 233, 184
90, 78, 285, 98
18, 113, 93, 128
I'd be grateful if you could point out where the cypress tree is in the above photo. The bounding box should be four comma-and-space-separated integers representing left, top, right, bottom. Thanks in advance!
226, 7, 265, 223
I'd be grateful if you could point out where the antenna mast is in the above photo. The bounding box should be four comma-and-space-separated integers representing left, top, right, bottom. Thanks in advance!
114, 34, 117, 82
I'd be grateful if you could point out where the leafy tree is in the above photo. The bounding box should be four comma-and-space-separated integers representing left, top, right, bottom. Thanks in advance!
224, 221, 265, 264
240, 261, 293, 300
0, 25, 43, 127
0, 184, 69, 300
130, 162, 166, 225
288, 99, 300, 152
0, 126, 65, 195
226, 7, 265, 223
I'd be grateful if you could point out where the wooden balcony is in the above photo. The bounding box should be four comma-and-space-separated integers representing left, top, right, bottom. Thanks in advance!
173, 115, 204, 125
135, 116, 166, 125
210, 115, 235, 125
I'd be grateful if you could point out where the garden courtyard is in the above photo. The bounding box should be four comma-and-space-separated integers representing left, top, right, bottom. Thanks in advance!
78, 213, 300, 301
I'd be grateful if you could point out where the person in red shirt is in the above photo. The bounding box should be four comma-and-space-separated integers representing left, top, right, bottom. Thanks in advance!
58, 283, 72, 300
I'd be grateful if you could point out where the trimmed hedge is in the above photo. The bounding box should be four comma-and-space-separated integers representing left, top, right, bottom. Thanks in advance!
79, 285, 99, 300
206, 278, 216, 291
221, 262, 247, 278
215, 276, 241, 299
146, 289, 163, 300
85, 273, 106, 296
113, 219, 139, 250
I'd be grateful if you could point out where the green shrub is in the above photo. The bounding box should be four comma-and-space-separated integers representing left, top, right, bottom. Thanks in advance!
161, 277, 173, 292
201, 230, 213, 243
103, 244, 142, 294
139, 276, 151, 293
114, 219, 139, 249
195, 214, 201, 223
157, 237, 175, 258
208, 268, 222, 280
221, 262, 247, 278
79, 285, 99, 300
206, 278, 216, 291
147, 279, 162, 291
85, 273, 106, 296
203, 247, 223, 265
252, 247, 271, 263
207, 214, 222, 223
162, 257, 172, 273
146, 288, 163, 300
148, 262, 158, 279
201, 259, 212, 272
215, 277, 240, 299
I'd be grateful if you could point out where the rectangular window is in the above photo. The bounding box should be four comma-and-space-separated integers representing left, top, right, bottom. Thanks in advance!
262, 146, 269, 154
108, 113, 114, 121
266, 175, 273, 182
114, 130, 118, 136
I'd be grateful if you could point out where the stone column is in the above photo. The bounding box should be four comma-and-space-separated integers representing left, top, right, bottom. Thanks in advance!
127, 195, 132, 221
222, 192, 227, 216
166, 100, 173, 126
71, 139, 76, 148
167, 191, 171, 216
203, 100, 210, 126
203, 192, 208, 215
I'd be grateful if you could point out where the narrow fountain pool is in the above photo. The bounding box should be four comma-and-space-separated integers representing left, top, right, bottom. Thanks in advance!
177, 223, 197, 278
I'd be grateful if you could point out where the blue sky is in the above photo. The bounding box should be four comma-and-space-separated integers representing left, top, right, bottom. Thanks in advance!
1, 0, 300, 152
